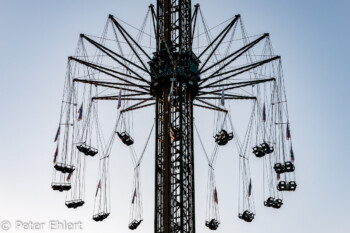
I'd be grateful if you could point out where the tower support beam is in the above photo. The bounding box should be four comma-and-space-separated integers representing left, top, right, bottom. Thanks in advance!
153, 1, 197, 232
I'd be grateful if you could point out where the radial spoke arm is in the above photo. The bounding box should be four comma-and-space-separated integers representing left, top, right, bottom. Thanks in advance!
191, 4, 200, 46
120, 102, 155, 113
199, 33, 269, 81
200, 78, 276, 90
195, 99, 228, 112
199, 78, 275, 96
121, 98, 153, 109
93, 97, 154, 101
123, 93, 151, 97
149, 4, 158, 42
193, 103, 227, 113
81, 34, 150, 83
191, 4, 200, 23
73, 79, 149, 95
92, 93, 152, 101
196, 95, 256, 100
199, 15, 240, 72
109, 15, 152, 64
201, 56, 280, 88
69, 56, 145, 84
69, 57, 149, 92
198, 15, 240, 60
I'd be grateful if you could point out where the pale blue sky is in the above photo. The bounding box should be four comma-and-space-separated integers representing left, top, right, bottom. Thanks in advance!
0, 0, 349, 233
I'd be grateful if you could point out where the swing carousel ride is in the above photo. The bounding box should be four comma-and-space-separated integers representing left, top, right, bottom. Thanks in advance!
51, 1, 297, 232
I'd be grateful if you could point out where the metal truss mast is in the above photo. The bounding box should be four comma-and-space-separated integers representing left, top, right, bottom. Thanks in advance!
150, 1, 198, 232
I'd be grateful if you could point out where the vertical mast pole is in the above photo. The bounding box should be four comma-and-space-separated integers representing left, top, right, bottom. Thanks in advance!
153, 1, 198, 232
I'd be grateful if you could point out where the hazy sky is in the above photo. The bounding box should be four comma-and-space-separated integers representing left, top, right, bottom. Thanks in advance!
0, 0, 349, 233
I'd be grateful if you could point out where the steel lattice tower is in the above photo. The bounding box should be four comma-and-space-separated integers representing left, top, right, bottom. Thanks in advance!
150, 1, 199, 232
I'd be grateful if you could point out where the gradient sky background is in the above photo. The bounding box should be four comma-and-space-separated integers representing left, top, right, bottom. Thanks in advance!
0, 0, 349, 233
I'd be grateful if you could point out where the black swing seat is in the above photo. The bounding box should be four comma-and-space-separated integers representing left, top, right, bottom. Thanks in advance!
214, 129, 233, 146
273, 199, 283, 209
264, 197, 275, 207
65, 200, 85, 209
277, 181, 297, 192
264, 197, 283, 209
51, 183, 71, 192
76, 144, 98, 157
54, 163, 75, 174
277, 181, 287, 191
284, 161, 295, 172
170, 126, 182, 141
288, 181, 297, 191
252, 146, 265, 158
274, 163, 286, 174
128, 219, 143, 230
239, 210, 255, 222
205, 219, 220, 230
260, 142, 274, 154
253, 142, 273, 158
93, 212, 110, 222
274, 161, 295, 174
117, 132, 134, 146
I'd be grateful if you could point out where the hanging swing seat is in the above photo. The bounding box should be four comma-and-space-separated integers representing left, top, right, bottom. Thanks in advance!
260, 142, 274, 154
128, 219, 143, 230
264, 197, 283, 209
277, 181, 297, 191
65, 200, 85, 209
54, 163, 75, 174
274, 163, 286, 174
117, 132, 134, 146
288, 181, 297, 191
51, 183, 71, 192
170, 126, 182, 141
273, 199, 283, 209
274, 161, 295, 174
214, 129, 233, 146
264, 197, 275, 207
76, 144, 98, 157
239, 210, 255, 222
284, 161, 295, 172
92, 212, 110, 222
277, 181, 287, 191
252, 146, 265, 157
205, 219, 220, 230
253, 142, 273, 158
